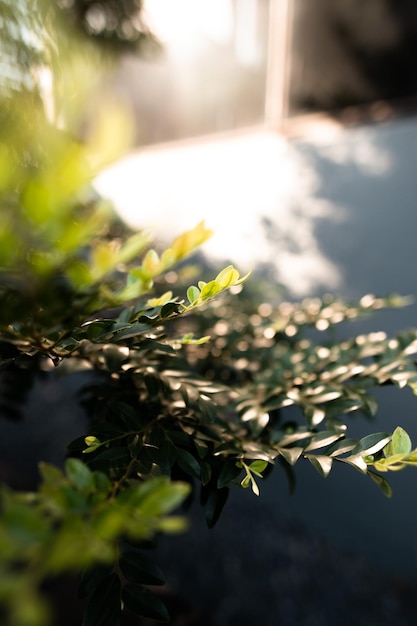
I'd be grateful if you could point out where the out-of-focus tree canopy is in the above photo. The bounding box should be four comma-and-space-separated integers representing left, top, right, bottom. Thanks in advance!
60, 0, 153, 50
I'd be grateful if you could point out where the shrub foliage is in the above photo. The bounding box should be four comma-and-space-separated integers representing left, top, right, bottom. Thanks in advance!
2, 1, 417, 624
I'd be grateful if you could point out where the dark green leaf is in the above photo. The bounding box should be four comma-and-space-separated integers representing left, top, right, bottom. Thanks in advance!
92, 447, 132, 463
325, 438, 358, 457
144, 373, 161, 400
84, 320, 115, 341
78, 564, 114, 599
194, 439, 209, 459
82, 573, 121, 626
368, 470, 393, 498
352, 433, 391, 456
278, 455, 297, 494
108, 400, 144, 430
217, 460, 242, 489
176, 449, 201, 480
119, 551, 165, 586
160, 302, 182, 318
201, 485, 229, 528
200, 461, 212, 486
123, 584, 169, 622
112, 322, 151, 341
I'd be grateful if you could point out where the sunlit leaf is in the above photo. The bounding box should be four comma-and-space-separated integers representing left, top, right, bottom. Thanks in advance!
307, 455, 333, 477
304, 431, 344, 452
215, 265, 240, 289
200, 280, 221, 300
147, 291, 174, 307
368, 470, 393, 498
141, 249, 160, 277
384, 426, 412, 457
277, 446, 304, 466
352, 433, 391, 457
342, 454, 368, 474
187, 286, 200, 304
248, 460, 268, 476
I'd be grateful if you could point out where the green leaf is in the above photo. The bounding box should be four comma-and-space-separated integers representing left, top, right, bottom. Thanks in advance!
65, 458, 94, 493
201, 485, 229, 528
371, 454, 407, 472
217, 460, 243, 489
352, 433, 391, 457
176, 449, 201, 480
117, 231, 149, 265
342, 454, 368, 474
304, 431, 344, 452
141, 249, 160, 277
200, 461, 212, 486
160, 301, 182, 318
147, 291, 174, 307
200, 280, 221, 300
187, 285, 200, 304
277, 447, 303, 466
240, 474, 251, 489
39, 462, 65, 485
384, 427, 412, 457
249, 476, 260, 496
78, 564, 114, 599
122, 584, 169, 622
82, 574, 121, 626
130, 477, 190, 517
162, 221, 213, 267
179, 333, 211, 345
215, 265, 240, 288
119, 552, 165, 586
91, 447, 132, 463
248, 460, 268, 477
194, 439, 209, 459
325, 438, 358, 457
108, 400, 144, 430
368, 470, 393, 498
307, 455, 333, 477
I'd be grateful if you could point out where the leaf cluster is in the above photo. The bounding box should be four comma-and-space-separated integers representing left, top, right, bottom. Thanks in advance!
0, 460, 188, 625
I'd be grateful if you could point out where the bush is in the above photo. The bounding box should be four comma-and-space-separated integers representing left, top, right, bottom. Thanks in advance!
2, 2, 417, 624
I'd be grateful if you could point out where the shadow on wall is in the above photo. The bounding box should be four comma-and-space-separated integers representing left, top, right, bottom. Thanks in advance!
295, 116, 417, 301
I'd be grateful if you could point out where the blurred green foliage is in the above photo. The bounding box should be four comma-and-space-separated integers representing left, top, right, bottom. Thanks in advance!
2, 1, 417, 624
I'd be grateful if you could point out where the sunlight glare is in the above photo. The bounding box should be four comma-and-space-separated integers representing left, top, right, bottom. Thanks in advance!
143, 0, 233, 59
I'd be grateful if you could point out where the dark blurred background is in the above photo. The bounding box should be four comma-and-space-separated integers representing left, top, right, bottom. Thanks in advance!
289, 0, 417, 117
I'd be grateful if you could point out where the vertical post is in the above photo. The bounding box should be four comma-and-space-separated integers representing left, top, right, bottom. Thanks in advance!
264, 0, 293, 132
